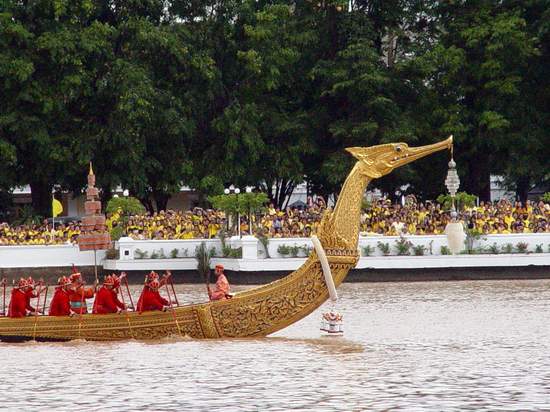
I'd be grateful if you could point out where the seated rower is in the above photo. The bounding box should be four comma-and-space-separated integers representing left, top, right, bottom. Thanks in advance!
67, 272, 96, 315
49, 276, 71, 316
93, 275, 126, 314
136, 275, 169, 313
209, 264, 231, 301
8, 278, 39, 318
25, 277, 44, 312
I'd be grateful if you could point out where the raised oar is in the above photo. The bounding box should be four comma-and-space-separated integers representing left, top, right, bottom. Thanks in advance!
78, 284, 85, 334
1, 278, 6, 316
163, 280, 183, 337
32, 280, 45, 341
165, 271, 179, 307
120, 272, 135, 311
116, 275, 134, 339
204, 268, 211, 301
41, 285, 49, 314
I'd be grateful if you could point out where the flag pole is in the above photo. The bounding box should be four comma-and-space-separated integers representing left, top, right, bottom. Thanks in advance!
52, 195, 55, 242
94, 248, 98, 285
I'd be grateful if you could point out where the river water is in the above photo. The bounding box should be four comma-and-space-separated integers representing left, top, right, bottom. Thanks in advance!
1, 279, 550, 411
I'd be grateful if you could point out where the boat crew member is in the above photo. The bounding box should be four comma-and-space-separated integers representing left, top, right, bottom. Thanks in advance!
49, 276, 72, 316
24, 277, 40, 310
92, 274, 126, 314
136, 276, 169, 313
8, 278, 38, 318
143, 271, 170, 288
209, 264, 231, 301
67, 272, 96, 315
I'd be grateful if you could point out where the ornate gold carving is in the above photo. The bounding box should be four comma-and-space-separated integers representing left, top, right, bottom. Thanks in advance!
195, 305, 219, 338
317, 209, 353, 251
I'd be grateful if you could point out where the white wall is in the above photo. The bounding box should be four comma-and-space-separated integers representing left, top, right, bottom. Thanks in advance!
117, 238, 223, 261
103, 253, 550, 272
0, 244, 106, 268
2, 234, 550, 270
358, 233, 550, 256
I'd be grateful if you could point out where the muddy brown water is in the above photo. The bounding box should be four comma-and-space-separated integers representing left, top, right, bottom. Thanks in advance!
1, 280, 549, 411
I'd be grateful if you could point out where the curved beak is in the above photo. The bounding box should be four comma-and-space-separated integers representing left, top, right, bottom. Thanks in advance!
395, 135, 453, 168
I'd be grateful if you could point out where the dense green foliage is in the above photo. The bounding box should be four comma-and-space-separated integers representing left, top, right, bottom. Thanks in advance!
436, 192, 477, 211
209, 192, 268, 216
1, 0, 548, 216
105, 196, 146, 216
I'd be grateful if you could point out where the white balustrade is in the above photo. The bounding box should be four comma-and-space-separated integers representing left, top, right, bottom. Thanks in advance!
1, 233, 549, 271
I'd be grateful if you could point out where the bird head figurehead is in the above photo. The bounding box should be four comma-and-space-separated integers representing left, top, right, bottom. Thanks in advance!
346, 136, 453, 179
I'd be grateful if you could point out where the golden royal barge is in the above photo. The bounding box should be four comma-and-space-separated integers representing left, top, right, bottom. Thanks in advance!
0, 138, 452, 341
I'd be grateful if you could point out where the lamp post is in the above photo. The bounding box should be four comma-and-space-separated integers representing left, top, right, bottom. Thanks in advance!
245, 186, 253, 235
224, 186, 241, 237
444, 152, 465, 254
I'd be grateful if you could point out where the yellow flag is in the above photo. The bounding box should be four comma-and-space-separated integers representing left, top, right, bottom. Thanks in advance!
52, 197, 63, 217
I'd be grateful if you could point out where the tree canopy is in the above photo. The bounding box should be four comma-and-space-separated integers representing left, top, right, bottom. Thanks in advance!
1, 0, 548, 216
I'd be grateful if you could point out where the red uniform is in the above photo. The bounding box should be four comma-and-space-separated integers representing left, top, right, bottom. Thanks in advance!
25, 289, 38, 312
93, 287, 125, 314
67, 286, 95, 314
137, 287, 168, 312
49, 288, 71, 316
8, 289, 32, 318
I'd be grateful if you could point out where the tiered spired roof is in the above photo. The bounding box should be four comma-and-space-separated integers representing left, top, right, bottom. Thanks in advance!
78, 163, 111, 251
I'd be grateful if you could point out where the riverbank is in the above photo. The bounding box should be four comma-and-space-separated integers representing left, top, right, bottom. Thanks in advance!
1, 233, 549, 284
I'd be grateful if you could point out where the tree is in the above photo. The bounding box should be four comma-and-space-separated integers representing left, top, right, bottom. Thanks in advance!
0, 1, 117, 215
419, 2, 538, 201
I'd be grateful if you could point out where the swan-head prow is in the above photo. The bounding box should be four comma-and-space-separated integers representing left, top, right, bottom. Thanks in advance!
346, 136, 453, 179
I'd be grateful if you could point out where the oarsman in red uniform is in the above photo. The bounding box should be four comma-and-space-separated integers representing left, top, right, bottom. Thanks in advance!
24, 277, 41, 312
209, 264, 231, 301
93, 274, 126, 314
8, 278, 39, 318
67, 272, 96, 315
136, 273, 170, 313
49, 276, 71, 316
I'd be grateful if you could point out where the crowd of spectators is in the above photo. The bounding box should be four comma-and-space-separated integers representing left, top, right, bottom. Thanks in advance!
359, 198, 549, 236
0, 221, 81, 245
0, 198, 548, 245
115, 197, 328, 240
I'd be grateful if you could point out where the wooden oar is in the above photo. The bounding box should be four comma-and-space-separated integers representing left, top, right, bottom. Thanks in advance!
34, 279, 44, 313
165, 271, 179, 307
77, 281, 87, 339
32, 281, 44, 341
116, 281, 135, 339
163, 282, 183, 337
204, 269, 211, 300
120, 272, 135, 311
41, 285, 49, 314
0, 278, 6, 316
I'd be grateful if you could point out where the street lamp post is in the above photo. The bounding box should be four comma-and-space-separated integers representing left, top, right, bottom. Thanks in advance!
245, 186, 252, 235
235, 187, 241, 237
224, 186, 241, 237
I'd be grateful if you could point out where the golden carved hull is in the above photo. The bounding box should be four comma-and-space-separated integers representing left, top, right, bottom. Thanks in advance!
0, 253, 358, 341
